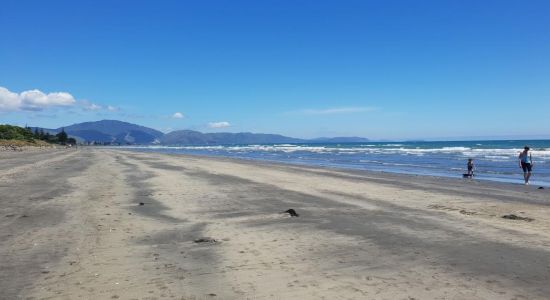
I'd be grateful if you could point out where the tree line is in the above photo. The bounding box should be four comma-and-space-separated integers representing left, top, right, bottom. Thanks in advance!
0, 124, 76, 145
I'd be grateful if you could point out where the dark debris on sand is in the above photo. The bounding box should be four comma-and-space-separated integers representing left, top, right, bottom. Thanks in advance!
194, 237, 218, 243
282, 209, 299, 217
502, 214, 534, 222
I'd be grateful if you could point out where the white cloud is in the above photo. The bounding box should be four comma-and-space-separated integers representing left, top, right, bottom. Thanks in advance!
0, 87, 20, 111
172, 112, 184, 119
20, 90, 76, 110
208, 121, 231, 128
0, 86, 76, 111
287, 106, 377, 115
0, 87, 120, 114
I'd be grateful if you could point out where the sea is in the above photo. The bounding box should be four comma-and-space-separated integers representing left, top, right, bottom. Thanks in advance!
120, 140, 550, 187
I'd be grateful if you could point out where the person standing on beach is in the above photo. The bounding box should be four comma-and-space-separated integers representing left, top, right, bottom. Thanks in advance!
518, 146, 533, 185
467, 158, 474, 178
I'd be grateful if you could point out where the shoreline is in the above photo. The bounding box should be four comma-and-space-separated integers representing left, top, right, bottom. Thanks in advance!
2, 148, 550, 299
120, 147, 550, 189
117, 146, 550, 187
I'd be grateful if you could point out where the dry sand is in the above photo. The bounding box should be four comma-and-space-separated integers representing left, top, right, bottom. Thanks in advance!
1, 148, 550, 300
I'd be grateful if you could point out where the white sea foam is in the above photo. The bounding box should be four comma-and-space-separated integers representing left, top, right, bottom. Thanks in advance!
118, 144, 550, 161
359, 160, 440, 169
481, 155, 512, 161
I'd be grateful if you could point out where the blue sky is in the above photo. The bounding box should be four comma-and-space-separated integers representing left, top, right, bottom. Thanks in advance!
1, 0, 549, 140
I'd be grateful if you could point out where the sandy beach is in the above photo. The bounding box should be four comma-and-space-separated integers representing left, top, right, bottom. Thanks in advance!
1, 148, 550, 300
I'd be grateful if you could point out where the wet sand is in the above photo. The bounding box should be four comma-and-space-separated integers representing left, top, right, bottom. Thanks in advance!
1, 148, 550, 299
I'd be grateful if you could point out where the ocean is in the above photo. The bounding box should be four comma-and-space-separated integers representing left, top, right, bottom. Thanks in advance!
120, 140, 550, 187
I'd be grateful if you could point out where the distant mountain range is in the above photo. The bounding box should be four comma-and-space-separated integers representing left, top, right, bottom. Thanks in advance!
161, 130, 307, 145
32, 120, 369, 145
32, 120, 164, 144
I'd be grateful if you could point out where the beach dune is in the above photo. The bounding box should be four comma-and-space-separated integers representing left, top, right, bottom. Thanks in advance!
1, 148, 550, 299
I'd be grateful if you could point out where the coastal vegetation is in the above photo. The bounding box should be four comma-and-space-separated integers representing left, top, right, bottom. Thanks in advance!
0, 124, 76, 147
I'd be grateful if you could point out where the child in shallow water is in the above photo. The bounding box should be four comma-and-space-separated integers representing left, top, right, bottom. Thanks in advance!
467, 158, 474, 177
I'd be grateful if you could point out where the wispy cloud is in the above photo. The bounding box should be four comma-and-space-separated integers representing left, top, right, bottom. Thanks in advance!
78, 100, 119, 112
208, 121, 231, 128
286, 106, 377, 115
81, 100, 103, 111
172, 112, 184, 119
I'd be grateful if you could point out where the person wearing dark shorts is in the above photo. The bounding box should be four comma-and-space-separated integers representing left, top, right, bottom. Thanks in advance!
518, 146, 533, 185
467, 158, 474, 178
